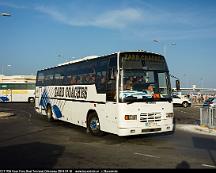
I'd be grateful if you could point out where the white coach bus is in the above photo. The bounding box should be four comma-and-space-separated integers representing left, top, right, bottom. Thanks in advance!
35, 51, 175, 136
0, 82, 35, 103
0, 75, 36, 103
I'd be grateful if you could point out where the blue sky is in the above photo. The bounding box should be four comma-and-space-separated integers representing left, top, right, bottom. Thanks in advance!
0, 0, 216, 88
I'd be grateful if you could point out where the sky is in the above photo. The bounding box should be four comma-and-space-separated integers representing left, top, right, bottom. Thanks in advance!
0, 0, 216, 88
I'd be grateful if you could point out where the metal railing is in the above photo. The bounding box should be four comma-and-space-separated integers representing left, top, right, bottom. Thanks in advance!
200, 107, 216, 128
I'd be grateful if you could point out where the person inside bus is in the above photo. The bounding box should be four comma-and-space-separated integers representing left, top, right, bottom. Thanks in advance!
90, 74, 96, 83
124, 77, 133, 90
76, 76, 81, 84
144, 84, 154, 95
101, 74, 106, 84
70, 76, 77, 85
96, 72, 106, 92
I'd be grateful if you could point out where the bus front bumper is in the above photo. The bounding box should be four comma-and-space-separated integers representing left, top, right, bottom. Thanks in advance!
117, 124, 174, 136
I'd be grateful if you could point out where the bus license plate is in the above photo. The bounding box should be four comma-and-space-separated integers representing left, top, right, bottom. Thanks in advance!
146, 122, 157, 127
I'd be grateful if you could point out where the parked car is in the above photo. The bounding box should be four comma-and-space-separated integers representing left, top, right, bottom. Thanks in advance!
172, 94, 191, 108
203, 97, 216, 107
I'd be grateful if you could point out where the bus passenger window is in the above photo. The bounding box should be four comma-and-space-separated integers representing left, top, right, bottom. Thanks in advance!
70, 76, 77, 85
106, 69, 117, 101
96, 71, 107, 93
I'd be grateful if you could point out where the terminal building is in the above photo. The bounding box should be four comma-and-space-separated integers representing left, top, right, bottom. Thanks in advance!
172, 84, 216, 96
0, 75, 36, 83
172, 84, 216, 104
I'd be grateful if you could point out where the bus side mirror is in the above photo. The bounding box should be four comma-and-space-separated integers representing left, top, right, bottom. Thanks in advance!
176, 80, 180, 91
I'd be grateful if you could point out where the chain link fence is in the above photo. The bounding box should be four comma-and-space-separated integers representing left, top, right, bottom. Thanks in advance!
200, 107, 216, 128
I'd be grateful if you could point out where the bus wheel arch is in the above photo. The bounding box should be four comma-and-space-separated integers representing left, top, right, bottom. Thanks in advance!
87, 110, 105, 136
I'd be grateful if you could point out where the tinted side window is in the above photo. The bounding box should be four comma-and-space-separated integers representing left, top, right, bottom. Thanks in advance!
26, 83, 36, 89
64, 62, 96, 85
44, 70, 54, 86
106, 54, 117, 101
53, 68, 64, 86
36, 71, 45, 86
96, 58, 109, 93
0, 84, 8, 90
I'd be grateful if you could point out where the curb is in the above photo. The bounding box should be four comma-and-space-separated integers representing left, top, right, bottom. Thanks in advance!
176, 124, 216, 136
194, 126, 216, 134
0, 112, 15, 118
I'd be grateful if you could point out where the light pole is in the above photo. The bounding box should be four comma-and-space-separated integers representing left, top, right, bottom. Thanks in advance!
57, 54, 68, 63
153, 39, 176, 57
183, 73, 190, 88
200, 77, 204, 89
154, 40, 177, 90
58, 54, 76, 63
1, 64, 12, 75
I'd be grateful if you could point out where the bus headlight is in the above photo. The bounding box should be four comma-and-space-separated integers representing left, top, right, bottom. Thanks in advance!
166, 113, 174, 118
125, 115, 137, 120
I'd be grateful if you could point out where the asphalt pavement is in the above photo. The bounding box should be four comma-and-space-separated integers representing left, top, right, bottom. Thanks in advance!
0, 104, 216, 137
0, 111, 15, 117
1, 103, 216, 169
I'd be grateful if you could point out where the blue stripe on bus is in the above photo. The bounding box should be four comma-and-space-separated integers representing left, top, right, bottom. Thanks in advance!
39, 88, 50, 109
52, 105, 62, 118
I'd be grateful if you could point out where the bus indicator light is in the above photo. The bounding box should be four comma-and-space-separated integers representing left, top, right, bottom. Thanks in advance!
125, 115, 137, 120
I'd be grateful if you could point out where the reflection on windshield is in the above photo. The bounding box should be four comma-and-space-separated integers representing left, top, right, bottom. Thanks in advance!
119, 70, 171, 102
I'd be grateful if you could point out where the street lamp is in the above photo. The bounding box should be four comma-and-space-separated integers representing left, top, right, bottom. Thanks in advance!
57, 54, 75, 63
0, 12, 11, 17
57, 54, 67, 62
200, 77, 204, 89
153, 39, 176, 57
1, 64, 12, 75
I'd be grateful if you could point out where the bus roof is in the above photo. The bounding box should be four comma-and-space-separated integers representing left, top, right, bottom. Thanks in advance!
40, 50, 163, 72
57, 55, 99, 66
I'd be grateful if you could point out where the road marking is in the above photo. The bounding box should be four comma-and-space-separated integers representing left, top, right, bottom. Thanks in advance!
134, 152, 160, 159
201, 164, 216, 168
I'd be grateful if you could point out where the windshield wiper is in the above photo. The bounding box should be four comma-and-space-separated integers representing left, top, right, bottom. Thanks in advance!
121, 96, 138, 104
122, 95, 172, 104
125, 96, 152, 104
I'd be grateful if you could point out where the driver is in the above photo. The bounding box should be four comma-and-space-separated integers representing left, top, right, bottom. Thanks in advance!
145, 84, 154, 95
124, 77, 133, 90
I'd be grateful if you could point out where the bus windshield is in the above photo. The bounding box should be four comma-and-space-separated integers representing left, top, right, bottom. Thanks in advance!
119, 52, 171, 103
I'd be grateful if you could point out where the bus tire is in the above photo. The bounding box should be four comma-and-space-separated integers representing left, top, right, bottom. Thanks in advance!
28, 97, 35, 103
182, 101, 189, 108
87, 112, 105, 136
46, 105, 54, 122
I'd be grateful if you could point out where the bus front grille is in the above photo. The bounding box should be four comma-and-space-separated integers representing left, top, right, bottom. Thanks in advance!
140, 113, 162, 122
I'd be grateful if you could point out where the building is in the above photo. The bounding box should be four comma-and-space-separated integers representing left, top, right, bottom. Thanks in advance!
172, 86, 216, 96
0, 75, 36, 83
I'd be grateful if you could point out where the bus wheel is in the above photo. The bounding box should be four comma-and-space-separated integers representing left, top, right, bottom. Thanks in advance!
88, 112, 105, 136
46, 106, 54, 122
28, 97, 35, 103
182, 101, 189, 108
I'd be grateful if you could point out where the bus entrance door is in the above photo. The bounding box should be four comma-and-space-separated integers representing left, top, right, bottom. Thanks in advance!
105, 102, 118, 133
